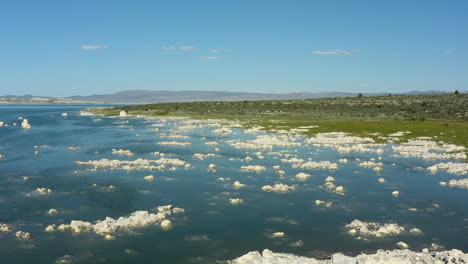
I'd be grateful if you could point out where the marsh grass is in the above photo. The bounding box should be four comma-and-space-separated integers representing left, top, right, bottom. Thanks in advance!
89, 94, 467, 147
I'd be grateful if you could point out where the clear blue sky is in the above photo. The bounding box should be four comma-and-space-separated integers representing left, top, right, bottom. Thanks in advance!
1, 0, 467, 97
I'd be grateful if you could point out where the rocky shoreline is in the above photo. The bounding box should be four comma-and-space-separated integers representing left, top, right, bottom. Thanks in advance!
231, 248, 468, 264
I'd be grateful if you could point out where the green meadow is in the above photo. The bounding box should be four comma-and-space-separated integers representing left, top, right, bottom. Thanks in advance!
90, 93, 467, 147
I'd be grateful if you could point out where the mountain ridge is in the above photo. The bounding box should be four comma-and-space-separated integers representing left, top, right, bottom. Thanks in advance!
66, 89, 459, 104
1, 90, 461, 104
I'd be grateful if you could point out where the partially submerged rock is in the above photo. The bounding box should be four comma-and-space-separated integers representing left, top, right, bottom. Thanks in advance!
322, 177, 344, 195
75, 158, 187, 172
392, 139, 466, 160
45, 224, 56, 232
160, 219, 172, 231
229, 135, 301, 150
213, 127, 233, 134
345, 219, 407, 238
112, 149, 134, 157
261, 183, 296, 193
427, 162, 468, 175
16, 231, 33, 240
240, 165, 266, 173
21, 119, 31, 129
48, 209, 58, 215
306, 132, 374, 146
193, 153, 218, 160
36, 188, 52, 195
229, 198, 244, 205
272, 232, 284, 238
172, 207, 185, 214
0, 223, 12, 232
158, 141, 191, 146
57, 206, 181, 237
232, 181, 246, 189
295, 172, 311, 181
448, 178, 468, 189
144, 175, 155, 181
396, 241, 410, 249
314, 200, 325, 206
292, 161, 338, 171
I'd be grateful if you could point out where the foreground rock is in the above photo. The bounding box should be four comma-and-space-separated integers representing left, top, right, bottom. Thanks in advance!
0, 223, 12, 232
57, 205, 181, 238
230, 248, 468, 264
21, 119, 31, 129
345, 219, 408, 238
261, 183, 296, 193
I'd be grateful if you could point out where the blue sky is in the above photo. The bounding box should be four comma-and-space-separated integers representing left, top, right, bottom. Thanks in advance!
1, 0, 467, 97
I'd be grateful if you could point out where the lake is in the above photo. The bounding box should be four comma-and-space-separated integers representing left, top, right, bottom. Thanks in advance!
0, 105, 466, 264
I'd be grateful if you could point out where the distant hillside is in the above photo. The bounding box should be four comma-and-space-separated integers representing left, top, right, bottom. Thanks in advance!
0, 96, 101, 105
68, 90, 359, 104
94, 93, 467, 122
2, 90, 461, 105
67, 89, 458, 104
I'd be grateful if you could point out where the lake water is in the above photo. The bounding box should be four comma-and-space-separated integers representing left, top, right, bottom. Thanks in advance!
0, 105, 466, 264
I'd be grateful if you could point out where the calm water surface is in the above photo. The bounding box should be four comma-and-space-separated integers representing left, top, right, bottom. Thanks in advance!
0, 105, 467, 263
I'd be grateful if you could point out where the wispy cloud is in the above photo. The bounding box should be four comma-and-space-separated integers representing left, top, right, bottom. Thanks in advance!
161, 46, 196, 51
442, 49, 454, 55
359, 83, 369, 87
209, 49, 221, 53
311, 49, 352, 56
80, 45, 108, 50
201, 56, 220, 60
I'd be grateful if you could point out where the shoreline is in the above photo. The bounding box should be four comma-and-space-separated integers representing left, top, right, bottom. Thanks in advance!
85, 106, 468, 149
230, 248, 468, 264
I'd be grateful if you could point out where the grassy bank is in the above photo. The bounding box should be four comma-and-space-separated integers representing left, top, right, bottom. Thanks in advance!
89, 94, 468, 147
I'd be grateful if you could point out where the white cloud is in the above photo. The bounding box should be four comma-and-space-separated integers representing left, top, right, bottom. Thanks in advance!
311, 49, 352, 56
179, 46, 195, 51
161, 46, 177, 50
442, 49, 454, 55
201, 56, 220, 60
359, 83, 369, 87
80, 45, 108, 50
209, 49, 221, 53
162, 46, 195, 51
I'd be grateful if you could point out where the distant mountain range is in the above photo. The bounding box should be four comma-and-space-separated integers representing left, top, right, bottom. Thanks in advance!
1, 90, 462, 104
67, 89, 460, 104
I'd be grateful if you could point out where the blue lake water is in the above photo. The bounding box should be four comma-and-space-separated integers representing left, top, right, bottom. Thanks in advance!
0, 105, 467, 263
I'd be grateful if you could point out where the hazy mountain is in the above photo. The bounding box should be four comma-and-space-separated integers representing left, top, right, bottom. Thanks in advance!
67, 90, 360, 104
2, 90, 461, 104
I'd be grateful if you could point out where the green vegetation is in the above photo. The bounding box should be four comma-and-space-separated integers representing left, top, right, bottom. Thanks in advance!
89, 94, 468, 147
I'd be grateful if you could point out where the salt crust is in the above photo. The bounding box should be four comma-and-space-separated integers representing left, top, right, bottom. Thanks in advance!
392, 139, 466, 160
448, 178, 468, 189
239, 165, 266, 173
158, 141, 192, 146
57, 205, 181, 237
228, 135, 301, 150
261, 184, 296, 193
21, 119, 31, 129
292, 161, 338, 171
111, 149, 134, 157
231, 248, 468, 264
345, 219, 408, 237
427, 162, 468, 175
75, 158, 188, 171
